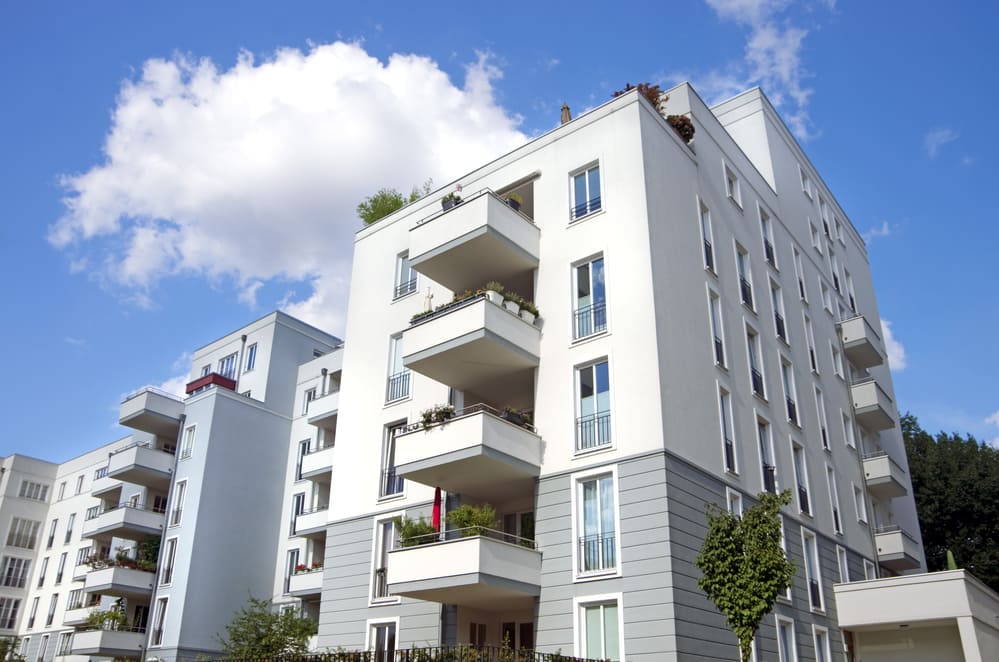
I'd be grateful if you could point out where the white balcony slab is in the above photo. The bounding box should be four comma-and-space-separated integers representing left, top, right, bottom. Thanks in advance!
838, 315, 884, 369
82, 506, 165, 541
863, 452, 908, 500
83, 565, 155, 600
63, 606, 93, 626
851, 379, 895, 431
306, 391, 339, 425
300, 445, 334, 482
409, 192, 540, 293
118, 388, 184, 437
874, 527, 923, 572
388, 535, 541, 610
107, 444, 174, 490
90, 475, 122, 500
288, 570, 323, 598
395, 410, 541, 502
71, 628, 145, 659
295, 508, 329, 539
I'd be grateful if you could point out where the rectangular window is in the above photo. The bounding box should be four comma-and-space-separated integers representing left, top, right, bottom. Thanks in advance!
842, 411, 856, 448
827, 465, 842, 534
74, 546, 91, 568
573, 257, 607, 339
580, 600, 621, 661
27, 596, 38, 629
747, 328, 765, 398
758, 420, 777, 494
836, 545, 850, 583
162, 538, 177, 585
853, 484, 868, 523
864, 559, 877, 580
709, 291, 726, 367
290, 493, 305, 535
804, 314, 818, 373
36, 558, 47, 588
18, 481, 49, 502
813, 626, 831, 662
570, 164, 601, 220
244, 343, 257, 372
819, 197, 831, 239
771, 281, 787, 343
799, 166, 812, 199
577, 474, 617, 575
760, 208, 776, 267
809, 221, 822, 252
67, 589, 83, 611
736, 245, 754, 309
831, 344, 844, 378
18, 638, 28, 658
776, 617, 798, 662
793, 444, 811, 515
45, 594, 58, 626
7, 518, 41, 550
793, 247, 807, 301
781, 359, 798, 426
46, 519, 57, 550
830, 251, 842, 294
724, 164, 742, 208
151, 597, 168, 646
845, 271, 857, 312
75, 475, 83, 494
380, 423, 406, 497
815, 388, 829, 450
302, 387, 316, 415
726, 488, 743, 515
372, 519, 398, 601
58, 482, 66, 500
820, 280, 832, 312
719, 388, 737, 473
64, 514, 75, 544
284, 549, 299, 593
802, 529, 824, 610
371, 621, 397, 661
56, 632, 73, 657
576, 361, 611, 451
55, 552, 66, 584
180, 425, 196, 460
200, 364, 211, 377
35, 634, 48, 662
296, 440, 310, 481
394, 252, 417, 299
385, 335, 410, 402
0, 557, 30, 588
700, 201, 715, 272
170, 480, 187, 527
218, 352, 238, 379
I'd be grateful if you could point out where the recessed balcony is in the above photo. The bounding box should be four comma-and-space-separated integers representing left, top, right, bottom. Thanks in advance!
82, 504, 165, 541
91, 472, 122, 501
387, 531, 541, 611
288, 569, 323, 598
395, 406, 541, 503
107, 443, 174, 491
295, 507, 329, 539
71, 628, 146, 659
306, 391, 339, 425
83, 565, 155, 601
403, 296, 539, 401
409, 191, 540, 294
874, 526, 922, 572
300, 445, 334, 482
863, 451, 909, 500
838, 315, 884, 369
851, 378, 895, 431
63, 601, 100, 626
119, 387, 184, 437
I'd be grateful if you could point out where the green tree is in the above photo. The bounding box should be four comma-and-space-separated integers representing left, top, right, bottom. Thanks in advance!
218, 597, 317, 658
356, 179, 432, 225
902, 413, 999, 591
0, 636, 25, 662
696, 490, 795, 662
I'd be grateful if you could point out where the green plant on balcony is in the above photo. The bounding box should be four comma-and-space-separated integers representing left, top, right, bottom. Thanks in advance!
86, 604, 127, 631
395, 516, 438, 547
501, 406, 533, 428
441, 191, 463, 211
505, 191, 524, 212
420, 404, 456, 429
446, 503, 497, 537
518, 299, 539, 317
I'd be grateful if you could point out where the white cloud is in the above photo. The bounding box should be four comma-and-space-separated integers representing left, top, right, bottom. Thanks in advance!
63, 336, 86, 347
924, 127, 958, 158
986, 409, 999, 428
49, 42, 527, 334
154, 374, 189, 399
881, 319, 907, 372
862, 220, 892, 243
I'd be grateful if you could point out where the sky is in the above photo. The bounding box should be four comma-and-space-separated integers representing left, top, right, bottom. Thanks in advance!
1, 0, 997, 461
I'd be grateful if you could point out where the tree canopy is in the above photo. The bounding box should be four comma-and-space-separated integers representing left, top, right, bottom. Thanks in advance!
902, 413, 999, 591
696, 490, 795, 662
356, 180, 432, 225
218, 597, 317, 658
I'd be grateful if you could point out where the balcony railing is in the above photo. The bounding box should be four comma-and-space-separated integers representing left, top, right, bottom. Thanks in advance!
185, 371, 237, 396
385, 370, 410, 403
170, 508, 183, 527
570, 195, 602, 221
578, 532, 616, 573
380, 469, 404, 497
764, 239, 776, 265
573, 302, 607, 340
786, 397, 798, 425
751, 369, 765, 397
740, 278, 754, 308
724, 438, 736, 473
798, 485, 810, 515
713, 336, 725, 365
575, 412, 611, 452
248, 646, 605, 662
763, 464, 776, 493
809, 579, 822, 609
373, 566, 389, 599
704, 238, 715, 271
394, 277, 418, 299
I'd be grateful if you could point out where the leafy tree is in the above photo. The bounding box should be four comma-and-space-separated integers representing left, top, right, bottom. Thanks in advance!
356, 179, 432, 225
0, 636, 24, 662
218, 597, 317, 658
902, 413, 999, 591
696, 490, 795, 662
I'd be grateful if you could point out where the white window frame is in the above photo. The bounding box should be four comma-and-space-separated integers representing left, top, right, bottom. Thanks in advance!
842, 411, 856, 448
244, 342, 257, 372
161, 537, 178, 586
708, 288, 726, 368
746, 324, 766, 400
726, 487, 743, 516
863, 559, 878, 580
572, 254, 608, 340
803, 313, 818, 373
736, 244, 754, 311
801, 528, 824, 611
757, 415, 778, 494
573, 592, 625, 662
719, 386, 738, 474
830, 343, 844, 379
723, 162, 742, 208
385, 335, 410, 403
820, 279, 832, 313
368, 513, 403, 605
74, 475, 84, 495
394, 251, 417, 299
775, 615, 799, 662
853, 483, 868, 523
569, 162, 602, 221
799, 165, 813, 199
364, 616, 401, 656
217, 352, 238, 379
55, 552, 67, 584
793, 247, 808, 302
36, 634, 48, 662
792, 442, 811, 516
812, 625, 832, 662
150, 597, 168, 647
759, 205, 777, 269
771, 280, 787, 344
169, 480, 187, 527
699, 199, 716, 274
574, 359, 613, 454
180, 425, 196, 461
836, 545, 850, 583
781, 358, 799, 427
815, 387, 829, 451
570, 465, 622, 582
826, 465, 843, 535
809, 220, 822, 253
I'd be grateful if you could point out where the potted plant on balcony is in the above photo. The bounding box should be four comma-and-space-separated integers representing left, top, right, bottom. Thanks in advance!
446, 503, 497, 537
502, 292, 522, 315
441, 192, 462, 211
484, 281, 504, 306
518, 299, 539, 324
500, 406, 533, 428
505, 191, 523, 212
395, 516, 439, 547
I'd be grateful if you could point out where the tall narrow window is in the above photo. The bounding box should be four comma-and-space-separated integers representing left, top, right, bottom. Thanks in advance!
372, 520, 398, 600
570, 164, 601, 220
747, 329, 765, 398
58, 482, 66, 500
804, 314, 818, 373
394, 252, 417, 298
813, 627, 831, 662
55, 553, 66, 584
736, 246, 754, 309
793, 247, 807, 302
151, 597, 168, 646
180, 425, 196, 460
853, 484, 868, 523
771, 281, 787, 343
64, 514, 75, 544
218, 352, 238, 379
760, 208, 776, 267
809, 221, 822, 252
719, 388, 737, 473
815, 388, 829, 450
35, 635, 48, 662
781, 360, 798, 426
836, 546, 850, 582
799, 166, 812, 198
726, 488, 743, 515
830, 344, 844, 378
36, 558, 47, 588
162, 538, 177, 585
46, 520, 57, 549
371, 622, 397, 662
700, 202, 715, 272
580, 601, 621, 661
758, 420, 777, 494
290, 493, 305, 535
380, 423, 406, 497
75, 475, 84, 494
45, 594, 58, 626
302, 387, 317, 415
827, 466, 843, 534
578, 474, 617, 574
244, 343, 257, 372
296, 440, 310, 480
820, 280, 832, 312
27, 597, 38, 629
170, 480, 187, 527
793, 444, 811, 515
385, 335, 410, 402
842, 411, 856, 448
830, 252, 842, 294
573, 257, 607, 339
802, 529, 824, 610
709, 291, 725, 367
863, 559, 877, 580
724, 164, 742, 207
776, 617, 798, 662
576, 361, 611, 451
845, 271, 857, 312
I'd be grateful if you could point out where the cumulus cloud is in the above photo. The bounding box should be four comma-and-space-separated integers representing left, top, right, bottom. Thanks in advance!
881, 319, 907, 372
924, 127, 958, 158
986, 410, 999, 428
50, 42, 527, 334
862, 220, 892, 243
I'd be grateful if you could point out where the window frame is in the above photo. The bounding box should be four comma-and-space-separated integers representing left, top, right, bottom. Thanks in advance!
379, 422, 407, 499
572, 255, 608, 340
150, 597, 168, 647
385, 335, 410, 403
792, 442, 811, 516
698, 198, 716, 274
365, 617, 401, 658
723, 162, 742, 209
573, 593, 625, 662
853, 483, 868, 524
719, 386, 738, 474
180, 425, 196, 461
812, 625, 832, 662
369, 513, 404, 605
746, 325, 766, 400
836, 545, 850, 583
801, 528, 825, 612
244, 343, 257, 372
759, 205, 777, 269
217, 352, 238, 379
569, 162, 602, 222
757, 415, 778, 495
826, 464, 843, 535
775, 615, 799, 662
799, 165, 813, 199
169, 479, 187, 527
161, 537, 178, 586
736, 243, 755, 311
726, 487, 743, 516
707, 287, 726, 368
574, 359, 613, 454
570, 465, 622, 581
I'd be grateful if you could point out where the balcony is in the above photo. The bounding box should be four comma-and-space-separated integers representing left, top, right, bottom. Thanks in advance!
838, 315, 884, 368
409, 191, 540, 294
185, 371, 236, 396
91, 473, 122, 501
395, 405, 541, 503
305, 391, 339, 425
82, 504, 165, 541
118, 387, 184, 437
874, 525, 922, 571
288, 569, 323, 598
107, 442, 174, 490
388, 529, 541, 610
300, 445, 334, 482
71, 628, 145, 659
63, 605, 94, 626
84, 565, 155, 601
863, 451, 909, 499
294, 507, 329, 539
403, 296, 539, 401
851, 378, 895, 431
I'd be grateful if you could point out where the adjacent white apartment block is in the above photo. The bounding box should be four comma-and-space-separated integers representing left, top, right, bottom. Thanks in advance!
0, 82, 959, 662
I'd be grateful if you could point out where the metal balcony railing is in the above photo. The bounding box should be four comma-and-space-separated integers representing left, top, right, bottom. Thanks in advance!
751, 369, 765, 397
575, 412, 611, 451
798, 485, 810, 515
704, 238, 715, 271
740, 278, 754, 308
394, 277, 418, 299
570, 195, 602, 221
578, 532, 616, 573
380, 469, 404, 497
764, 239, 776, 265
763, 464, 777, 494
385, 371, 410, 403
573, 302, 607, 339
786, 397, 798, 425
373, 566, 389, 599
775, 313, 786, 341
809, 579, 822, 609
724, 438, 736, 473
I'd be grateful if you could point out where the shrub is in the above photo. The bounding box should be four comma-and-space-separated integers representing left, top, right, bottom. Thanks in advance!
395, 516, 438, 547
446, 503, 497, 537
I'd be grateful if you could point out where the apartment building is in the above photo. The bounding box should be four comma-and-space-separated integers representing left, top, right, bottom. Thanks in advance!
2, 82, 928, 662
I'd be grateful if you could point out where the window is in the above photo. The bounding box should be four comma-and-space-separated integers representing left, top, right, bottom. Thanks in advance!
809, 221, 821, 252
46, 519, 57, 549
804, 314, 818, 373
36, 558, 47, 588
385, 335, 410, 402
35, 634, 48, 662
813, 626, 831, 662
372, 519, 399, 601
170, 480, 187, 527
67, 589, 84, 611
218, 352, 238, 379
45, 594, 58, 626
799, 166, 813, 199
781, 359, 798, 426
699, 201, 715, 272
771, 281, 787, 343
792, 247, 807, 301
394, 252, 417, 298
724, 164, 742, 208
380, 423, 406, 497
290, 493, 305, 535
736, 245, 754, 309
573, 257, 607, 339
845, 271, 857, 312
829, 251, 842, 294
576, 360, 611, 451
793, 444, 811, 515
708, 290, 726, 367
161, 538, 177, 585
151, 597, 168, 646
56, 632, 73, 657
760, 208, 776, 267
802, 529, 823, 610
747, 328, 765, 398
7, 518, 40, 550
370, 621, 397, 662
0, 557, 30, 588
719, 388, 737, 473
578, 598, 622, 661
814, 388, 829, 450
819, 197, 831, 238
853, 484, 868, 523
758, 419, 777, 494
57, 482, 66, 500
19, 638, 28, 658
302, 387, 316, 415
836, 545, 850, 582
826, 466, 842, 534
863, 559, 877, 580
200, 364, 211, 377
776, 617, 798, 662
75, 475, 83, 494
296, 440, 310, 481
726, 488, 743, 515
576, 472, 618, 575
27, 597, 38, 629
777, 518, 791, 601
18, 481, 49, 502
74, 546, 91, 568
180, 425, 196, 460
570, 163, 601, 220
820, 280, 832, 313
64, 514, 75, 544
55, 553, 66, 584
842, 412, 856, 448
244, 343, 257, 372
830, 344, 844, 378
284, 549, 299, 594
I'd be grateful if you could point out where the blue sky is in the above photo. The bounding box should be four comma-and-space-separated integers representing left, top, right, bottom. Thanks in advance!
2, 0, 997, 460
